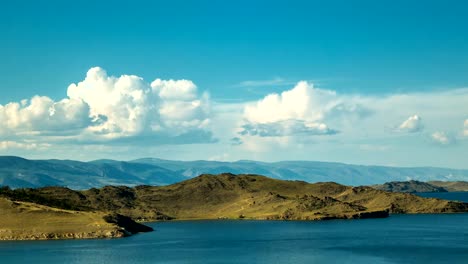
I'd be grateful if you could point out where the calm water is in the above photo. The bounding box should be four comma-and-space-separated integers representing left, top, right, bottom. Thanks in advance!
1, 213, 467, 264
415, 192, 468, 202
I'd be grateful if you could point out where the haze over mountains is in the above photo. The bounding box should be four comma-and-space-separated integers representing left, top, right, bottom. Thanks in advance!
1, 156, 468, 189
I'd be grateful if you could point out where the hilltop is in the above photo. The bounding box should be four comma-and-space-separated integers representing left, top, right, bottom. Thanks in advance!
1, 174, 467, 225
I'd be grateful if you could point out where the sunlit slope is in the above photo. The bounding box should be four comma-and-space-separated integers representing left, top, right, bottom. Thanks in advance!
0, 197, 124, 240
3, 174, 467, 222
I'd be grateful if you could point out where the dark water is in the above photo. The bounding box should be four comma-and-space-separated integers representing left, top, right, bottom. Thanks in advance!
1, 214, 467, 264
415, 192, 468, 202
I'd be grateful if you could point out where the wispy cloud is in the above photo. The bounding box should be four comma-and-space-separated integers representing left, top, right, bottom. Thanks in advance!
0, 141, 51, 150
236, 77, 295, 87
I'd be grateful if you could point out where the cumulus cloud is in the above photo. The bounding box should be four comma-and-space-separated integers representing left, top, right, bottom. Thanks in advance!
1, 67, 214, 144
431, 131, 453, 145
0, 96, 92, 136
239, 81, 350, 137
398, 115, 423, 133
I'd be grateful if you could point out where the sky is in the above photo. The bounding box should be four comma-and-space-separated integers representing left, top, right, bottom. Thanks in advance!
0, 0, 467, 168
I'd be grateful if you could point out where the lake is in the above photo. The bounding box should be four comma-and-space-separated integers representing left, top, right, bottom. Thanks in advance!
1, 213, 467, 264
415, 191, 468, 202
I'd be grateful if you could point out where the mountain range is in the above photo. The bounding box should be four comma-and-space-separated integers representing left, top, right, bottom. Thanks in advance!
1, 156, 468, 189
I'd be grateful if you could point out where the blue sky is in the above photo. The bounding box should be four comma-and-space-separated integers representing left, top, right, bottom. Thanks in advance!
0, 0, 467, 168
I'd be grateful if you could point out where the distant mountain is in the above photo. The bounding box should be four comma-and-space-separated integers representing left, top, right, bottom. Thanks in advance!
132, 158, 468, 186
1, 156, 468, 189
0, 156, 187, 189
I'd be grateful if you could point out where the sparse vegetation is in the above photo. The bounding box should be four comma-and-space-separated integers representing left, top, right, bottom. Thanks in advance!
1, 173, 467, 223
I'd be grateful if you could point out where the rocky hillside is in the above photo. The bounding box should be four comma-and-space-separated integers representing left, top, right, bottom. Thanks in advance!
371, 180, 448, 193
0, 197, 153, 241
2, 174, 467, 223
429, 181, 468, 192
372, 180, 468, 193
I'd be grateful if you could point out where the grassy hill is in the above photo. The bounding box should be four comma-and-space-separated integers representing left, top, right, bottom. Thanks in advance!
2, 174, 467, 223
0, 197, 152, 240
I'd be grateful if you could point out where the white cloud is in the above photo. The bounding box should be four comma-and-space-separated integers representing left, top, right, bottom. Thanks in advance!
67, 67, 212, 142
464, 119, 468, 136
239, 81, 348, 137
1, 69, 468, 168
0, 141, 51, 150
398, 115, 423, 133
151, 79, 198, 100
1, 67, 213, 144
244, 81, 336, 123
0, 96, 92, 136
431, 131, 453, 145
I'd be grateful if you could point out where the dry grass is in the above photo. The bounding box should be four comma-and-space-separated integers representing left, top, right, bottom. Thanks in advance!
0, 198, 122, 240
2, 174, 467, 227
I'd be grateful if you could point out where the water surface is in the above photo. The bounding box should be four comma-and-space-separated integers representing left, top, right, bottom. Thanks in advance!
1, 214, 467, 264
415, 191, 468, 202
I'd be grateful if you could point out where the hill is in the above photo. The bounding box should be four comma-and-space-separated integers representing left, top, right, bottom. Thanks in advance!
372, 180, 468, 193
2, 174, 467, 223
371, 180, 448, 193
2, 156, 468, 189
429, 181, 468, 192
0, 196, 152, 241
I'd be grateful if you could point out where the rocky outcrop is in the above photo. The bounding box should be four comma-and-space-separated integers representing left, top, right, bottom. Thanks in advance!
0, 198, 153, 241
0, 229, 126, 241
103, 213, 154, 234
371, 180, 448, 193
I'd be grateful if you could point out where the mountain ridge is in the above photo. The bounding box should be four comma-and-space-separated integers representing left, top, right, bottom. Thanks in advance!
2, 173, 467, 223
1, 156, 468, 189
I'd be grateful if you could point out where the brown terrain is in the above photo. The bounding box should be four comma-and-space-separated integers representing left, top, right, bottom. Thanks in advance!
0, 197, 152, 240
372, 180, 468, 193
1, 173, 467, 240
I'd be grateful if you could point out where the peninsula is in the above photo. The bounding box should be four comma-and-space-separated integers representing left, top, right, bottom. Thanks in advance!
1, 173, 468, 240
